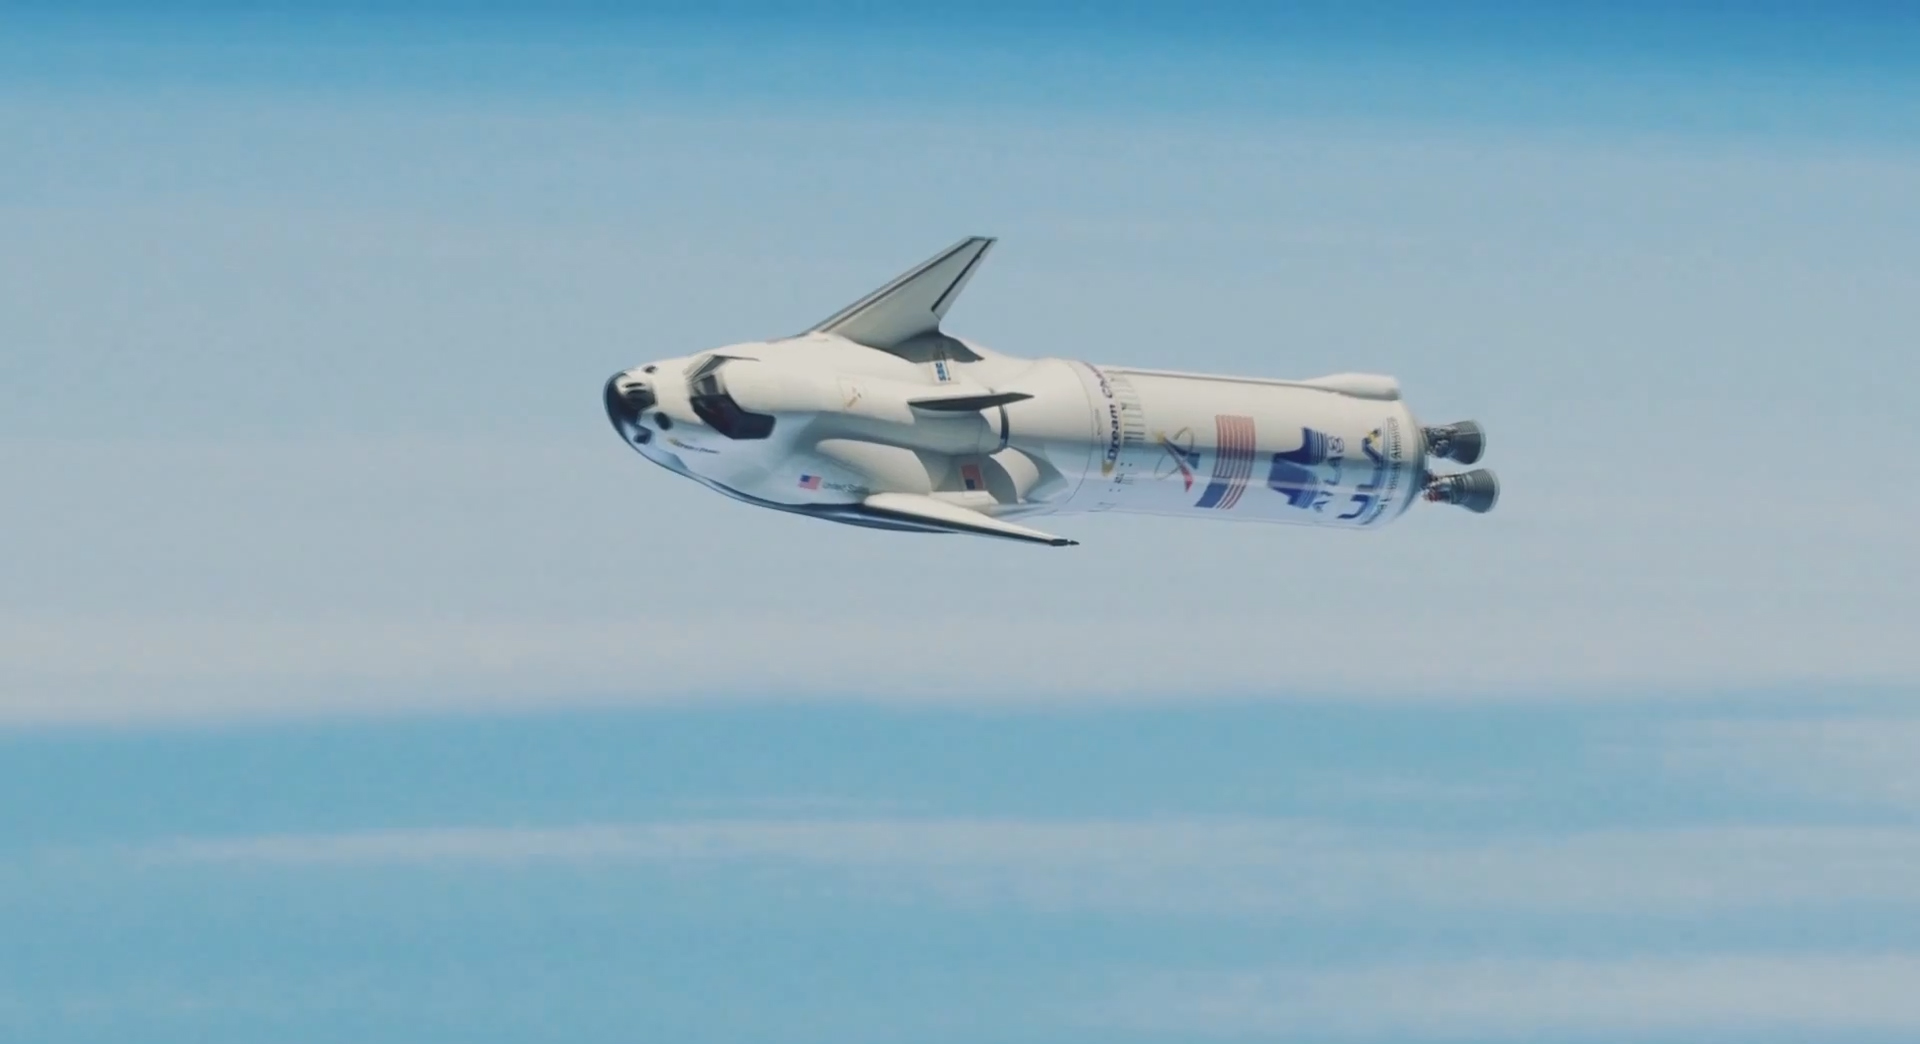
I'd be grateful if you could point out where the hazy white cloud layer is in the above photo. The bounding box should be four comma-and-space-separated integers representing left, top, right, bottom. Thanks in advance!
108, 814, 1920, 1037
1661, 716, 1920, 810
1101, 954, 1920, 1039
131, 817, 1920, 916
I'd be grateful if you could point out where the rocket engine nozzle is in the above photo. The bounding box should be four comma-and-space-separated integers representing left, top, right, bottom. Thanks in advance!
1423, 421, 1485, 465
1423, 468, 1500, 513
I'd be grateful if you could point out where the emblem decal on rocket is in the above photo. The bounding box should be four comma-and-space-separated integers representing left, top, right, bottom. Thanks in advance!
1155, 427, 1199, 491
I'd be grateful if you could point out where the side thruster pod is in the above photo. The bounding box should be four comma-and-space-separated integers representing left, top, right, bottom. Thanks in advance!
1424, 468, 1500, 513
1423, 421, 1486, 465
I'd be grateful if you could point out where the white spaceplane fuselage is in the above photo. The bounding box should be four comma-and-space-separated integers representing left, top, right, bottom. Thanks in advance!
604, 237, 1497, 547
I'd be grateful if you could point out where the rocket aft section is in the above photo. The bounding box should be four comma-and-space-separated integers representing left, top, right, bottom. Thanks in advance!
602, 236, 1499, 546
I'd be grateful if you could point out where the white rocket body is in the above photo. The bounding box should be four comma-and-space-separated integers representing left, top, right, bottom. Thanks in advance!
996, 358, 1423, 528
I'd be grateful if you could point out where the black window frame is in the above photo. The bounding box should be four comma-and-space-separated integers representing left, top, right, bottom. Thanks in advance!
687, 356, 776, 440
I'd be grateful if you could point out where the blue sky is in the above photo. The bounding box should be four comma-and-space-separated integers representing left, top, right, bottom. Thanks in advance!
4, 3, 1919, 1041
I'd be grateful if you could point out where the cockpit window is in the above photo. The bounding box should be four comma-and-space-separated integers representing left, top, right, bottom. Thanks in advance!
687, 357, 775, 440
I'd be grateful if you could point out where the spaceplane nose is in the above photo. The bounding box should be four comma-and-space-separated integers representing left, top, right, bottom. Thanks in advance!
604, 371, 658, 444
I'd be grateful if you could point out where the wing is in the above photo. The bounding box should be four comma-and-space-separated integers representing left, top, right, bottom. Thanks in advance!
806, 236, 995, 355
860, 493, 1077, 547
690, 479, 1077, 546
907, 391, 1032, 412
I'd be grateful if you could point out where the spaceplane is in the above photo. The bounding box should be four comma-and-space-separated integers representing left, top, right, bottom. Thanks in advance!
604, 237, 1497, 546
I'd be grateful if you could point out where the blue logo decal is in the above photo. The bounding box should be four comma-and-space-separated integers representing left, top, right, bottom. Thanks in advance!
1267, 428, 1344, 511
1335, 422, 1403, 524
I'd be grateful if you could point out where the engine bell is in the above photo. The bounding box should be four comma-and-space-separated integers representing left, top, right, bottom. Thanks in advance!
1423, 468, 1500, 513
1423, 421, 1486, 465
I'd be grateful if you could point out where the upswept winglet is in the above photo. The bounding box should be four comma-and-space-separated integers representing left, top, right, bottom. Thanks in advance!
807, 236, 996, 354
861, 493, 1077, 547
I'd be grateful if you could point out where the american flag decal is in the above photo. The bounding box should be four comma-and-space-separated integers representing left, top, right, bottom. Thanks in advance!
960, 462, 984, 491
798, 473, 821, 490
1195, 415, 1256, 510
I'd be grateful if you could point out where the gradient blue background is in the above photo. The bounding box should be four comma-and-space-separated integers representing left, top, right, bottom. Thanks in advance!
4, 3, 1919, 1041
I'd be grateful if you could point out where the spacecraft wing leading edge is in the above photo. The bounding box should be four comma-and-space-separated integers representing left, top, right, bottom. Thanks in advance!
806, 236, 996, 354
860, 493, 1078, 547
